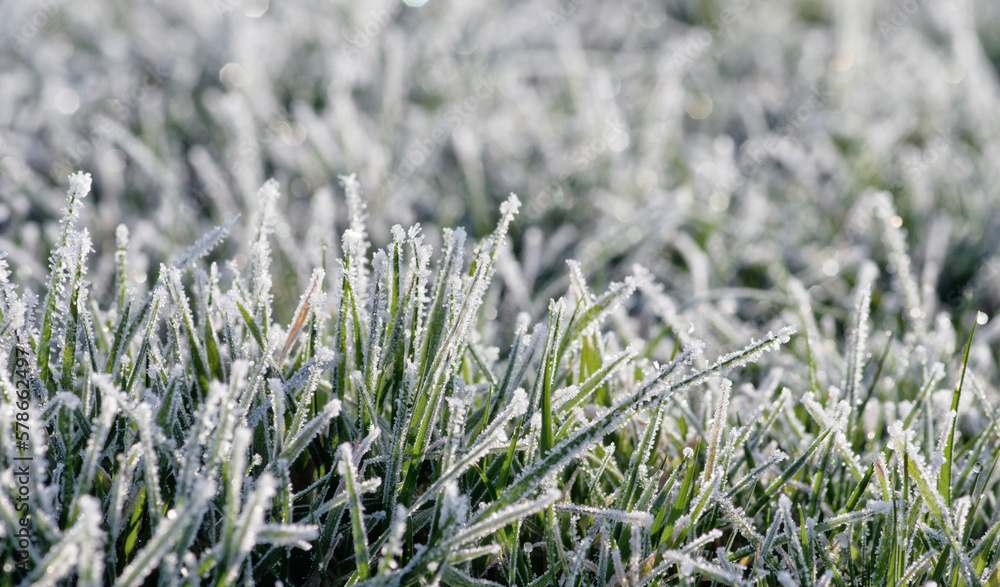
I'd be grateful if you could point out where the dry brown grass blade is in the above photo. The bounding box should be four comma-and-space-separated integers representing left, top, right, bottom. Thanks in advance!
278, 271, 322, 365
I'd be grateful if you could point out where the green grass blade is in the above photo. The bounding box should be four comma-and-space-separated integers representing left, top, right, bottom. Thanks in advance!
747, 428, 832, 518
339, 443, 372, 580
940, 314, 980, 505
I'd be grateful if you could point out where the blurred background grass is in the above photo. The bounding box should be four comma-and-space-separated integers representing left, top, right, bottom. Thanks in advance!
2, 0, 999, 351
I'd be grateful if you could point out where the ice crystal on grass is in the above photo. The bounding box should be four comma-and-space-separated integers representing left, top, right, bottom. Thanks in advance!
116, 479, 217, 587
801, 392, 863, 480
552, 502, 653, 528
703, 378, 732, 484
172, 214, 240, 270
2, 156, 999, 586
874, 193, 926, 337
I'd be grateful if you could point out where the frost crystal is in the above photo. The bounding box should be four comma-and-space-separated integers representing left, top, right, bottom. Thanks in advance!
172, 213, 239, 270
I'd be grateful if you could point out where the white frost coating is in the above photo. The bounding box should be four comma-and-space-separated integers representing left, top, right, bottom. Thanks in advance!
842, 261, 875, 406
269, 377, 286, 453
73, 495, 106, 587
416, 194, 520, 414
338, 442, 374, 576
212, 473, 281, 585
282, 347, 336, 405
500, 193, 521, 217
131, 403, 165, 525
551, 384, 579, 408
866, 499, 893, 516
328, 397, 344, 419
703, 378, 732, 484
451, 488, 561, 548
674, 468, 722, 542
411, 388, 526, 511
439, 480, 469, 527
117, 479, 217, 587
391, 224, 406, 246
50, 391, 84, 412
932, 409, 956, 472
778, 495, 808, 575
342, 228, 366, 261
557, 344, 640, 413
553, 502, 654, 527
7, 93, 989, 586
444, 395, 468, 469
256, 523, 320, 550
354, 424, 381, 466
29, 495, 105, 587
340, 174, 368, 242
801, 392, 863, 480
630, 524, 641, 585
954, 496, 972, 540
641, 550, 744, 586
67, 171, 93, 203
507, 387, 530, 418
115, 223, 129, 248
681, 528, 722, 554
710, 326, 796, 377
73, 374, 121, 503
277, 396, 343, 465
257, 177, 281, 206
379, 504, 409, 572
36, 172, 93, 394
570, 264, 650, 339
510, 329, 793, 507
340, 174, 370, 294
716, 493, 762, 545
776, 571, 798, 587
246, 179, 280, 325
875, 192, 925, 337
727, 449, 788, 497
888, 420, 958, 542
886, 420, 914, 454
172, 213, 240, 269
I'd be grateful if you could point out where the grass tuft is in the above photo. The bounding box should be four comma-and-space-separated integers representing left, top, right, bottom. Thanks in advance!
2, 171, 1000, 586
